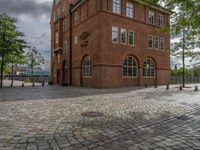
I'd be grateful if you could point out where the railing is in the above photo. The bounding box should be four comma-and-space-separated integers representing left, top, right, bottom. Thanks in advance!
1, 75, 50, 83
170, 76, 200, 85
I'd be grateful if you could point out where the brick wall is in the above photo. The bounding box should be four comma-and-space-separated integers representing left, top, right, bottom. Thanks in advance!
51, 0, 171, 88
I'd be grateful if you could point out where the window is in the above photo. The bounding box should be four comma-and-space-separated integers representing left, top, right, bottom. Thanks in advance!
75, 11, 79, 25
74, 36, 78, 44
82, 56, 92, 77
57, 53, 61, 64
64, 41, 68, 52
160, 37, 165, 50
112, 26, 119, 43
126, 3, 133, 18
154, 36, 159, 50
128, 30, 134, 46
58, 7, 61, 16
123, 57, 137, 77
62, 3, 65, 13
63, 19, 67, 32
113, 0, 121, 14
148, 35, 153, 49
148, 11, 155, 25
55, 0, 61, 5
158, 14, 164, 27
55, 31, 59, 45
143, 58, 155, 77
121, 29, 127, 45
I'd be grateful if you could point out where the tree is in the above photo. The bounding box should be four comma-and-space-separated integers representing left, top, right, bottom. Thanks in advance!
8, 39, 26, 86
168, 0, 200, 87
0, 14, 26, 87
144, 0, 200, 87
26, 46, 45, 83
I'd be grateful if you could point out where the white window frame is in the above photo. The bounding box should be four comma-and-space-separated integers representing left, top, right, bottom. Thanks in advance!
128, 30, 134, 47
148, 35, 153, 49
113, 0, 121, 14
148, 11, 155, 25
55, 0, 61, 5
160, 37, 165, 51
63, 18, 67, 32
143, 58, 155, 78
126, 2, 133, 18
75, 11, 79, 25
55, 31, 59, 45
57, 53, 61, 64
112, 26, 119, 43
158, 14, 164, 27
82, 56, 92, 77
121, 28, 127, 45
123, 57, 138, 78
74, 36, 78, 44
64, 40, 68, 53
154, 36, 159, 50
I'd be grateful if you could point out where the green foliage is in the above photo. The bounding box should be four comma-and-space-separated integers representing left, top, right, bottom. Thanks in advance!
171, 68, 192, 77
0, 62, 11, 74
26, 46, 45, 78
0, 13, 27, 87
171, 67, 200, 77
0, 13, 26, 73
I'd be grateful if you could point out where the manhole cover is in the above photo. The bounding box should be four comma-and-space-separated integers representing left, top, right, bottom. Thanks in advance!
81, 112, 104, 118
176, 115, 191, 121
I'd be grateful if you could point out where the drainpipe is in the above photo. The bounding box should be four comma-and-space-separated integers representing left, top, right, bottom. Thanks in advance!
69, 5, 73, 86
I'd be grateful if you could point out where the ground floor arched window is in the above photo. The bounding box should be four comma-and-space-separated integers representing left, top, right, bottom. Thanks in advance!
143, 58, 155, 77
123, 56, 138, 77
82, 56, 92, 77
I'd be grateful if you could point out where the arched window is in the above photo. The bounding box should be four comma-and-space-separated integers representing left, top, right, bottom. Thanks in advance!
143, 58, 155, 77
82, 56, 92, 77
123, 56, 137, 77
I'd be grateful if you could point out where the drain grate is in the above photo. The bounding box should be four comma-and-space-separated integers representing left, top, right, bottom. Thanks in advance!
81, 112, 104, 118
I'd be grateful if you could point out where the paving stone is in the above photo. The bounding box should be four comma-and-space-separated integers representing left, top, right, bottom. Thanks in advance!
0, 85, 200, 149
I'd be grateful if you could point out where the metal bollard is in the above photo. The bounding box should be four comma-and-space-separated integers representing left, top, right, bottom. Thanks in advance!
155, 84, 157, 88
166, 84, 169, 90
32, 82, 35, 87
10, 83, 13, 87
180, 85, 183, 91
22, 83, 24, 87
42, 81, 45, 86
195, 86, 198, 91
145, 84, 148, 88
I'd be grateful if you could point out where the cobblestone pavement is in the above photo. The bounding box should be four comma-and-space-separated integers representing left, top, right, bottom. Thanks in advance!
0, 85, 200, 150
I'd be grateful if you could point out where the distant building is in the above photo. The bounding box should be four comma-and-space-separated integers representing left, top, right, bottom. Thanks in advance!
13, 65, 50, 76
51, 0, 172, 88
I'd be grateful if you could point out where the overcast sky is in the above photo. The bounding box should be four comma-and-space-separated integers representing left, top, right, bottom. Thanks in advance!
0, 0, 52, 70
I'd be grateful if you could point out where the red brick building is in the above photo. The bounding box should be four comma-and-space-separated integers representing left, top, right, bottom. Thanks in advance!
50, 0, 172, 88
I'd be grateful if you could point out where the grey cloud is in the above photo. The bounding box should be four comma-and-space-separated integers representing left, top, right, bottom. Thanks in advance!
0, 0, 52, 18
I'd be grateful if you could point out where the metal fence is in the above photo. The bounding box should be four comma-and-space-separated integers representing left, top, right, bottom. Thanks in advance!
1, 76, 50, 83
1, 75, 200, 85
170, 76, 200, 85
